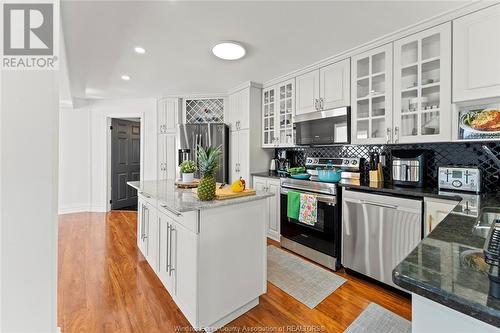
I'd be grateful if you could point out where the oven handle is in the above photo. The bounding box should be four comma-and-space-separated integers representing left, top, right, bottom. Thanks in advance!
280, 182, 335, 196
281, 187, 336, 205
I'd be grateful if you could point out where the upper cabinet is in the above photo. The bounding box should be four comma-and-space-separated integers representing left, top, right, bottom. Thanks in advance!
320, 59, 351, 110
351, 44, 393, 144
227, 89, 250, 131
262, 79, 295, 147
296, 70, 319, 115
295, 59, 350, 115
393, 22, 452, 143
453, 4, 500, 102
158, 98, 181, 133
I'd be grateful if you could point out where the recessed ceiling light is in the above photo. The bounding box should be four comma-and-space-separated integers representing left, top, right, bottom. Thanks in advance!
212, 41, 246, 60
134, 46, 146, 54
121, 75, 131, 81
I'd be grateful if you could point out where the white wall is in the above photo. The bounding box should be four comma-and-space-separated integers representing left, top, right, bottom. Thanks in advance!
1, 70, 59, 332
58, 105, 91, 213
89, 98, 157, 212
58, 98, 157, 213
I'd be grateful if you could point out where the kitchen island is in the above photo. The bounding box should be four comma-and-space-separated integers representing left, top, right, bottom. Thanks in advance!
127, 180, 273, 332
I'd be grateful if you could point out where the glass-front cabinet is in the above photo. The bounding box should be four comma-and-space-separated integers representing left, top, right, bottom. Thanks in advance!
262, 87, 276, 147
393, 23, 451, 143
351, 44, 393, 144
262, 79, 295, 148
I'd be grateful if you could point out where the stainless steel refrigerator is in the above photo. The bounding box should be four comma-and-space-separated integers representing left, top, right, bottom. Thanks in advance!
178, 123, 229, 183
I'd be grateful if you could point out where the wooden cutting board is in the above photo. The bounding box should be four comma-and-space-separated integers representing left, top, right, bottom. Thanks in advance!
192, 186, 256, 200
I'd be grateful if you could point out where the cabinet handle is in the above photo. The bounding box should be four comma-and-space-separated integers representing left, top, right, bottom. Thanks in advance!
169, 225, 175, 276
161, 204, 182, 217
320, 98, 324, 110
428, 215, 433, 234
386, 128, 391, 144
314, 98, 318, 110
394, 126, 399, 143
166, 224, 171, 271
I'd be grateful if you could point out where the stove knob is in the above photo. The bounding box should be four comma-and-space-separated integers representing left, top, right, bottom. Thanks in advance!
351, 160, 357, 165
314, 159, 319, 164
344, 160, 350, 165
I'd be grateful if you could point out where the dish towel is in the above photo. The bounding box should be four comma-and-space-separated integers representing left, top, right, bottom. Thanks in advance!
287, 191, 300, 220
299, 193, 318, 226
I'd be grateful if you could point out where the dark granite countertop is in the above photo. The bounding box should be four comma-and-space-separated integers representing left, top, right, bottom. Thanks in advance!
338, 180, 500, 326
251, 171, 283, 180
392, 191, 500, 327
338, 180, 463, 200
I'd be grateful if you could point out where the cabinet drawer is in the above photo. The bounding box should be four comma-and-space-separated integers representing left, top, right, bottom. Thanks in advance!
158, 205, 199, 234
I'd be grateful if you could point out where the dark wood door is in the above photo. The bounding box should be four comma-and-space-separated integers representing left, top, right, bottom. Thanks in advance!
111, 119, 140, 209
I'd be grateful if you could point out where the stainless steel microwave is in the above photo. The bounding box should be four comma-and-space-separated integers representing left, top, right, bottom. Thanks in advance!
294, 107, 350, 145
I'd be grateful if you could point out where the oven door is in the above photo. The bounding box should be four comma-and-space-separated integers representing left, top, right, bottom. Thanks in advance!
280, 187, 340, 258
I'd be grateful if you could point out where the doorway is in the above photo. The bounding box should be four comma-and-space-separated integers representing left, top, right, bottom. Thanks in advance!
110, 118, 141, 210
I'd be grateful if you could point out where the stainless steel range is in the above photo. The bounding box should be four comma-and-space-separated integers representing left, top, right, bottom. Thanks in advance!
280, 157, 361, 271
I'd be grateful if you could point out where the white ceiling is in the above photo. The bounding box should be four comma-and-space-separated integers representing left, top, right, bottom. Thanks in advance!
62, 0, 468, 99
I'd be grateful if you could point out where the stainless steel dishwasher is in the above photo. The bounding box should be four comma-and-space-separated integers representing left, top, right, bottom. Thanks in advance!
342, 189, 422, 289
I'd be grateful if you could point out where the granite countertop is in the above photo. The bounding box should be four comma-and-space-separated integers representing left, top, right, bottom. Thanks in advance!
391, 191, 500, 328
338, 180, 463, 200
127, 180, 273, 213
339, 180, 500, 326
251, 171, 283, 179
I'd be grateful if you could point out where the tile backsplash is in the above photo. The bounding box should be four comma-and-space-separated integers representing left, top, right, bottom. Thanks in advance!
277, 142, 500, 192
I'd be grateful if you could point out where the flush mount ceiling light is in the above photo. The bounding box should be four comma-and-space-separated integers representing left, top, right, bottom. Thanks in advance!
134, 46, 146, 54
121, 75, 131, 81
212, 41, 246, 60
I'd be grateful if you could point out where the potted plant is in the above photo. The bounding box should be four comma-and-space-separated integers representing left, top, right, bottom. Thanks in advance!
180, 160, 197, 183
197, 145, 221, 201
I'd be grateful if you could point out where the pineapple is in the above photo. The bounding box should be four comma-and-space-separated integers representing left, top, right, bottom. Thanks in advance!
197, 145, 221, 201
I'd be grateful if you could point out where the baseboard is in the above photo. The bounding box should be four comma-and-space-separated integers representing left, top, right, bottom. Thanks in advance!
58, 204, 90, 214
267, 231, 280, 242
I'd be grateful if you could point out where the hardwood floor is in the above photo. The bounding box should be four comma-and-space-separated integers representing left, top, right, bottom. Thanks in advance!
58, 211, 411, 333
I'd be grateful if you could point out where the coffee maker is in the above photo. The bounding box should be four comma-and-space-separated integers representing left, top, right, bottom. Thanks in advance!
276, 150, 301, 173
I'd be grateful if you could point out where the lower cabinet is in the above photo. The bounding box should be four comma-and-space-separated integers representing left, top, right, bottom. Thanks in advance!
424, 197, 459, 236
253, 176, 280, 241
157, 210, 198, 322
137, 195, 158, 272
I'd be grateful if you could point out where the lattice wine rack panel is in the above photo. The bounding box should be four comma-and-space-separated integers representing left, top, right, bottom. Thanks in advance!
185, 98, 224, 123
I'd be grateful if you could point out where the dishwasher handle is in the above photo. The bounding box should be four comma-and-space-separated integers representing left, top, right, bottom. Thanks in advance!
360, 200, 398, 210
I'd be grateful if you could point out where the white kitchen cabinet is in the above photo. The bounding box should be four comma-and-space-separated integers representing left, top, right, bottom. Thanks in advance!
351, 44, 393, 144
228, 88, 250, 131
231, 129, 250, 183
296, 70, 320, 115
137, 195, 158, 272
228, 82, 272, 184
171, 218, 198, 323
320, 59, 351, 110
158, 133, 177, 180
295, 59, 350, 115
453, 4, 500, 102
424, 197, 459, 236
158, 97, 181, 133
253, 176, 280, 241
394, 22, 452, 143
262, 79, 295, 147
158, 211, 175, 294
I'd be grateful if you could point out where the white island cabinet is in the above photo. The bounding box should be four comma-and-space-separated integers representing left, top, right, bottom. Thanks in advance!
131, 180, 271, 332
